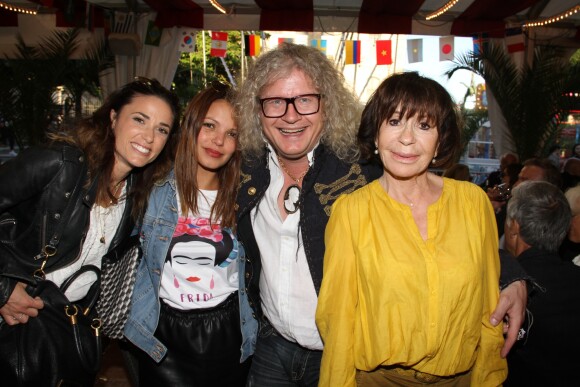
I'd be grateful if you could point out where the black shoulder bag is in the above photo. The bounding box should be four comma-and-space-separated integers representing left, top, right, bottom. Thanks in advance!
0, 177, 103, 387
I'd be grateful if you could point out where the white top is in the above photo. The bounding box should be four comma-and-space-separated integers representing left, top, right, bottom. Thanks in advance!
251, 147, 323, 350
46, 189, 126, 302
159, 190, 239, 309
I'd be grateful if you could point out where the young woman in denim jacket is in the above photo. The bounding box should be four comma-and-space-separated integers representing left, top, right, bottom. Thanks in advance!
124, 83, 250, 386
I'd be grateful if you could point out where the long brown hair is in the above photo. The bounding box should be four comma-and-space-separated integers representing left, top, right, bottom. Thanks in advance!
50, 77, 181, 219
175, 82, 239, 229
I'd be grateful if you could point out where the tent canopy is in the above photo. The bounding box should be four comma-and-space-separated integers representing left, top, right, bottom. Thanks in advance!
1, 0, 579, 46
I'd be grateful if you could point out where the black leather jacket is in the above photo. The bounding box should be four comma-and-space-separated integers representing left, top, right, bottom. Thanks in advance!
0, 142, 134, 307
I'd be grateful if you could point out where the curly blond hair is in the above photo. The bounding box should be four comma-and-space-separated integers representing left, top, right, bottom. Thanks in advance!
235, 43, 361, 162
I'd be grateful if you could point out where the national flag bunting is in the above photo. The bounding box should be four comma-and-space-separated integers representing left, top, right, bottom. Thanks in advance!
144, 20, 162, 46
311, 39, 327, 55
210, 31, 228, 57
505, 28, 525, 53
407, 39, 423, 63
179, 29, 196, 53
278, 37, 294, 46
345, 40, 361, 65
244, 34, 261, 56
472, 33, 489, 56
113, 12, 133, 33
376, 40, 392, 65
439, 36, 454, 61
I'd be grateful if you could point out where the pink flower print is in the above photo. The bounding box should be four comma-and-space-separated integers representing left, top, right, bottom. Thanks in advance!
199, 227, 213, 237
172, 216, 224, 241
194, 218, 210, 226
173, 217, 190, 236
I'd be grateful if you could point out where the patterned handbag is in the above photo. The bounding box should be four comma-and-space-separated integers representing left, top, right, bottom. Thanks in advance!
97, 234, 141, 339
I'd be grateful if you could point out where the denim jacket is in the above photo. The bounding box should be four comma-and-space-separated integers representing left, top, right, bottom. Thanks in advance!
123, 169, 255, 362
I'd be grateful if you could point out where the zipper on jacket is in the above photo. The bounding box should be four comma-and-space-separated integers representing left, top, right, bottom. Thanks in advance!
45, 217, 90, 273
34, 213, 49, 261
0, 217, 16, 227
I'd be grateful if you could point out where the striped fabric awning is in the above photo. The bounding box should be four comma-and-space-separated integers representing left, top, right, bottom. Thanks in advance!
1, 0, 579, 43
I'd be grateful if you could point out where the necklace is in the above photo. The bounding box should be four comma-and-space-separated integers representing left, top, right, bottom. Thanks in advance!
277, 156, 309, 214
277, 156, 309, 184
380, 177, 416, 208
109, 180, 125, 204
97, 205, 112, 244
98, 180, 125, 243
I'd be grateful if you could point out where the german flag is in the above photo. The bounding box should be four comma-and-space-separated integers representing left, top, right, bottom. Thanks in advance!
244, 35, 261, 57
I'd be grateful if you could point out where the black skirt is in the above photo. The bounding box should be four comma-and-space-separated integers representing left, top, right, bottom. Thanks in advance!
136, 292, 250, 387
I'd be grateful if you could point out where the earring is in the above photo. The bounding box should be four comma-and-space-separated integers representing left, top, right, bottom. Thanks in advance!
374, 149, 379, 155
431, 157, 436, 164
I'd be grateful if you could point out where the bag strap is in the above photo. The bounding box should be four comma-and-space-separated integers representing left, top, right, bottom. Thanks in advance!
61, 264, 103, 373
33, 167, 96, 278
60, 264, 102, 314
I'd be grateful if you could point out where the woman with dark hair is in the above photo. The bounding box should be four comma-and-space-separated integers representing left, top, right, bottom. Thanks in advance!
0, 77, 181, 385
316, 72, 507, 386
124, 82, 249, 386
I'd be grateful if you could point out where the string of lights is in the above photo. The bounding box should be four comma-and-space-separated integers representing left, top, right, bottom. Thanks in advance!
0, 1, 37, 15
426, 0, 460, 21
523, 5, 580, 28
209, 0, 227, 14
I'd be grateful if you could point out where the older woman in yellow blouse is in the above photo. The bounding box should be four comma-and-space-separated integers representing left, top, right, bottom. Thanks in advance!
316, 72, 506, 386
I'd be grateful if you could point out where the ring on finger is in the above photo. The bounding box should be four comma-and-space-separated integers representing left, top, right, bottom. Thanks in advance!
19, 313, 25, 319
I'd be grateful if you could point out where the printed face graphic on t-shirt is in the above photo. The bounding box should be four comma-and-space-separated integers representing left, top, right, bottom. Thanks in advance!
171, 240, 217, 286
163, 216, 236, 304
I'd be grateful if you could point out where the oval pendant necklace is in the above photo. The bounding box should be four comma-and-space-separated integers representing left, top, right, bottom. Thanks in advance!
278, 156, 309, 214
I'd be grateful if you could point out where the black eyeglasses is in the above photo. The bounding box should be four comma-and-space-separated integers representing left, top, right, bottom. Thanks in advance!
258, 94, 322, 118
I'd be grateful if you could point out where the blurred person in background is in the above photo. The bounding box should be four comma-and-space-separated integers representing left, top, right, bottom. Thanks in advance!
559, 184, 580, 265
481, 152, 519, 190
503, 181, 580, 386
443, 163, 471, 182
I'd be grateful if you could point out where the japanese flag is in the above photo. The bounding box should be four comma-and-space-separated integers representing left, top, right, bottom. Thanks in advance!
439, 36, 454, 62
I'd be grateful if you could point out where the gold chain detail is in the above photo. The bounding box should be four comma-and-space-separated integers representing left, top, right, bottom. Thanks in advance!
277, 156, 309, 184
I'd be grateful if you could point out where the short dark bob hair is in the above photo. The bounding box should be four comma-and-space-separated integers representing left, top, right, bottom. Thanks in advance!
358, 72, 461, 169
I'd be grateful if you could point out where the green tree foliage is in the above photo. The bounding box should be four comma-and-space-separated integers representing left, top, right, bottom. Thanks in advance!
459, 109, 488, 162
446, 43, 573, 161
173, 31, 242, 103
570, 49, 580, 64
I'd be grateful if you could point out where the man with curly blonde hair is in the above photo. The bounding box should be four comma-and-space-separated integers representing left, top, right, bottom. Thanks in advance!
235, 43, 381, 386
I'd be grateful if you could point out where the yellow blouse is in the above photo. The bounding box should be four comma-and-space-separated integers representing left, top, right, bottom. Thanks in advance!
316, 178, 507, 386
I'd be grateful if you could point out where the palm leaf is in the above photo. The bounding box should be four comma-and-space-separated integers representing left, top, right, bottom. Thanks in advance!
446, 42, 571, 161
1, 28, 114, 144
